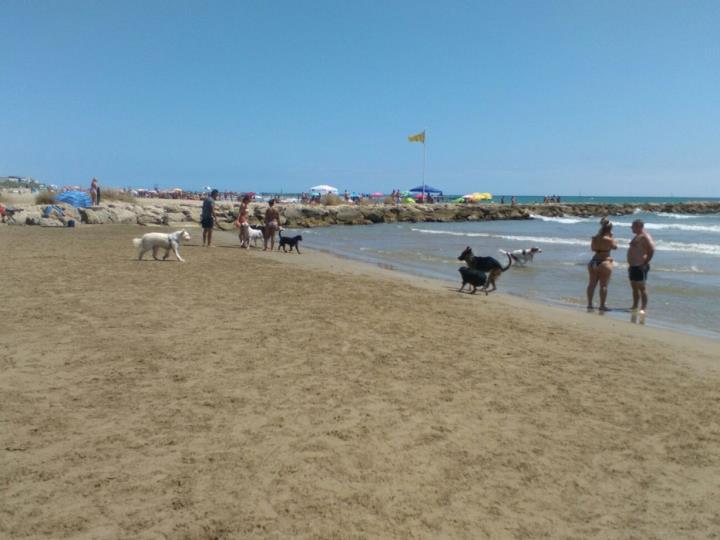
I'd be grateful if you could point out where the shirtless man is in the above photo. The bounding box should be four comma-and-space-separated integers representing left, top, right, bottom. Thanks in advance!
627, 219, 655, 314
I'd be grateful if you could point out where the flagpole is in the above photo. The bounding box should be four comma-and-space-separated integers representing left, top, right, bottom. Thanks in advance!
422, 129, 426, 200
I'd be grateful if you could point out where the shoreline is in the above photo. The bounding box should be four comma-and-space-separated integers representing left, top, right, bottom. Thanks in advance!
227, 229, 720, 352
3, 224, 720, 537
248, 225, 720, 343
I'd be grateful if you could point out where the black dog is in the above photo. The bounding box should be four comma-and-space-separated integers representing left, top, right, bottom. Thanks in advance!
458, 267, 488, 294
457, 246, 512, 293
278, 231, 303, 253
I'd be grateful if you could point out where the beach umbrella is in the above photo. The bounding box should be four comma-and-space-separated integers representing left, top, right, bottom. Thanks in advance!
309, 184, 338, 194
370, 192, 384, 198
408, 184, 443, 194
403, 197, 416, 204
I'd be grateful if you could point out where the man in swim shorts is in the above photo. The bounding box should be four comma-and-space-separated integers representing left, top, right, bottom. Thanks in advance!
627, 219, 655, 313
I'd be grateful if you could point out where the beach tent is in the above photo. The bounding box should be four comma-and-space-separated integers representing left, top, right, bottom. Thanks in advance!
55, 190, 92, 208
409, 185, 443, 195
309, 184, 338, 194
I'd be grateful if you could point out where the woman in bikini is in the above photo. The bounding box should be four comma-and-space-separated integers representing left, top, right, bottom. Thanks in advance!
263, 199, 280, 251
236, 195, 251, 248
587, 218, 617, 311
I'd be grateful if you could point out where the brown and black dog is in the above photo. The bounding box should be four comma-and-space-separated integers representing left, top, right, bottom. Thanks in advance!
457, 246, 512, 293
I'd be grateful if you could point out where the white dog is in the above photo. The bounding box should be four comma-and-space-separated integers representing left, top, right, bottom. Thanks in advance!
133, 229, 191, 262
248, 226, 264, 247
499, 247, 542, 267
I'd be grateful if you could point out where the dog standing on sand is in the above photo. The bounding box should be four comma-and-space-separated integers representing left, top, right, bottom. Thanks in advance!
247, 226, 264, 247
133, 230, 191, 262
457, 246, 512, 293
278, 231, 303, 253
458, 267, 488, 294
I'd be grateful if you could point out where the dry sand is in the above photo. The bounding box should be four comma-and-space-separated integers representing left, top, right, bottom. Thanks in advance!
2, 224, 720, 539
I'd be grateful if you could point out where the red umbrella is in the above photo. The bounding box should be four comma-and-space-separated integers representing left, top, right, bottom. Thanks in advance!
371, 192, 384, 198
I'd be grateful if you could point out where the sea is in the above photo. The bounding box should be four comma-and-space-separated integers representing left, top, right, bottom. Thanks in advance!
295, 197, 720, 340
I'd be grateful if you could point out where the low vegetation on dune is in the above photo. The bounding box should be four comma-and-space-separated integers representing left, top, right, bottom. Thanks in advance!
101, 189, 135, 203
322, 193, 343, 206
35, 191, 56, 205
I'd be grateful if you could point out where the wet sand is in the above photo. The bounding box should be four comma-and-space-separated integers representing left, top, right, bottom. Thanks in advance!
2, 224, 720, 538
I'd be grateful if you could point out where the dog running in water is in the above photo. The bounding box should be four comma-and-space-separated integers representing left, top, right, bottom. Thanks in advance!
278, 231, 303, 253
499, 247, 542, 267
457, 246, 512, 293
133, 229, 191, 262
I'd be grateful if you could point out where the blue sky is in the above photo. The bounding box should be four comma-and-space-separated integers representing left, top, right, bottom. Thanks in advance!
2, 0, 718, 196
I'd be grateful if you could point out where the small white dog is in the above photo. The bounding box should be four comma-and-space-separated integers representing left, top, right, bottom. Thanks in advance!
248, 226, 264, 247
499, 247, 542, 267
133, 229, 191, 262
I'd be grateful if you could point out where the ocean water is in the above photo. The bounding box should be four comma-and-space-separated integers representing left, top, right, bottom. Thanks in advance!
296, 210, 720, 340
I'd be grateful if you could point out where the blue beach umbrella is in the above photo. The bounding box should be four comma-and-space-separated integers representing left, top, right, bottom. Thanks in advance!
408, 185, 443, 195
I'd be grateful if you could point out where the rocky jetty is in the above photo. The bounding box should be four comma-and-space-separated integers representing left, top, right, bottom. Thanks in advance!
4, 200, 719, 229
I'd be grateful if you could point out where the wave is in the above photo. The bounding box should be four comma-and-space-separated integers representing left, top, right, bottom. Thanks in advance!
613, 221, 720, 234
411, 227, 589, 246
655, 240, 720, 256
410, 228, 720, 256
529, 214, 589, 225
533, 214, 720, 233
655, 212, 706, 220
653, 265, 706, 274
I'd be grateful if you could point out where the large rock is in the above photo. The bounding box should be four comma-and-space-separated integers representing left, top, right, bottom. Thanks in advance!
334, 206, 365, 225
396, 205, 423, 222
108, 208, 138, 224
80, 208, 112, 224
163, 212, 186, 224
183, 208, 202, 223
10, 210, 41, 225
360, 207, 388, 224
38, 217, 64, 227
137, 214, 162, 225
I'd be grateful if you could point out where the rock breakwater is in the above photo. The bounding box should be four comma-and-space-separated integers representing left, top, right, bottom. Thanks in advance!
4, 200, 719, 229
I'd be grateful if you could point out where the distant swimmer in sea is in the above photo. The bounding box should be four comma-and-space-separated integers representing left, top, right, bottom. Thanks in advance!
627, 219, 655, 314
587, 217, 617, 311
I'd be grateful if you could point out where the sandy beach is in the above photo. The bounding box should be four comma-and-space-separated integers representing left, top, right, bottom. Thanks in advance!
2, 224, 720, 539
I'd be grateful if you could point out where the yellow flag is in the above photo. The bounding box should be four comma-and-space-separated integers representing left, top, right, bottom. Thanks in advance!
408, 131, 425, 143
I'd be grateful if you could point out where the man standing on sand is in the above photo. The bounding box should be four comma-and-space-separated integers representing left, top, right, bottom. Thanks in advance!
627, 219, 655, 314
201, 189, 219, 247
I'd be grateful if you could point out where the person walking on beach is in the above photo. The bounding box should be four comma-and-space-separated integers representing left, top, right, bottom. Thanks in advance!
236, 194, 251, 248
263, 198, 280, 251
627, 219, 655, 313
201, 189, 219, 247
90, 178, 100, 206
587, 217, 617, 311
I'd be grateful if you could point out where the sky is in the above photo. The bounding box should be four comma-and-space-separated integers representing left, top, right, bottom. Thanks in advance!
2, 0, 719, 196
